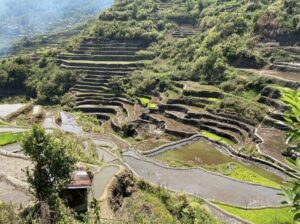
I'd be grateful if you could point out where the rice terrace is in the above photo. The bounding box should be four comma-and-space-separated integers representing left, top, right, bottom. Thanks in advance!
0, 0, 300, 223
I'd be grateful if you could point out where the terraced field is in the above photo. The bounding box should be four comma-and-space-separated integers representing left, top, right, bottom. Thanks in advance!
60, 38, 300, 193
59, 39, 150, 131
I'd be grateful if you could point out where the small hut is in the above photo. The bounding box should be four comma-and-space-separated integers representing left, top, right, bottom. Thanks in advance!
62, 169, 92, 212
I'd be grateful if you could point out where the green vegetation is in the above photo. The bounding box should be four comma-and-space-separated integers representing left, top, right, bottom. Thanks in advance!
280, 89, 300, 222
22, 126, 78, 223
100, 0, 300, 122
148, 102, 158, 109
74, 112, 103, 134
157, 141, 282, 188
51, 130, 100, 165
140, 97, 150, 106
129, 180, 219, 224
0, 202, 22, 224
216, 96, 268, 123
226, 163, 281, 189
215, 203, 294, 224
200, 131, 234, 145
0, 55, 78, 105
138, 97, 158, 109
207, 98, 220, 103
0, 132, 23, 146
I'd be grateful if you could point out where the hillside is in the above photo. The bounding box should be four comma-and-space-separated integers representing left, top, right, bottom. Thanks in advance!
0, 0, 300, 223
0, 0, 113, 55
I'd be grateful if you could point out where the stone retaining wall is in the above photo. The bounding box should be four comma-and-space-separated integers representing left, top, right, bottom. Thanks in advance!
207, 109, 257, 126
258, 96, 286, 111
183, 89, 224, 98
167, 98, 206, 108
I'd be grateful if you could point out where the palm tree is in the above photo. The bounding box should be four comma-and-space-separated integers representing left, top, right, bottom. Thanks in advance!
281, 89, 300, 222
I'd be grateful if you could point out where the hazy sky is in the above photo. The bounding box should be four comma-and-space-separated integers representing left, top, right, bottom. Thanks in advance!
0, 0, 113, 54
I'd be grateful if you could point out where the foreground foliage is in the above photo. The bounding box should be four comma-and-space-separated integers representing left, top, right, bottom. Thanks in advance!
281, 89, 300, 222
125, 180, 219, 224
22, 126, 77, 223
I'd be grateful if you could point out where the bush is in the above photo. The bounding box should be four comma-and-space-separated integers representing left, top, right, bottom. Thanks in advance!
218, 96, 268, 122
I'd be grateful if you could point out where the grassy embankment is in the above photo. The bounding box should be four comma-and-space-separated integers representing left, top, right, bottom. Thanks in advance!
215, 203, 294, 224
0, 132, 24, 146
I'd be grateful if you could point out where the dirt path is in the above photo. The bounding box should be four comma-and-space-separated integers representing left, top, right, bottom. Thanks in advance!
0, 155, 32, 182
256, 127, 297, 171
123, 150, 283, 207
0, 179, 31, 207
240, 68, 300, 83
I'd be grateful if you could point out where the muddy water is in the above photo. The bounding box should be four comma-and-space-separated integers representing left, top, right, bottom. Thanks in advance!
60, 112, 84, 136
156, 141, 284, 184
124, 150, 283, 207
92, 165, 119, 199
0, 104, 25, 119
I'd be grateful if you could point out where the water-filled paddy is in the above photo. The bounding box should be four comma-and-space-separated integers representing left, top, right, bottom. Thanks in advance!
92, 165, 119, 199
156, 140, 285, 187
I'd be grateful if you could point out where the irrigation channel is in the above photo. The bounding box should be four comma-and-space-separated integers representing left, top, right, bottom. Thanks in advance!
92, 165, 120, 199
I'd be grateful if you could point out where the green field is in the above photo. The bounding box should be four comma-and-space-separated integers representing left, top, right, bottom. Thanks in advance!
148, 103, 158, 109
215, 203, 294, 224
227, 164, 281, 189
0, 132, 24, 146
200, 131, 234, 145
140, 97, 150, 106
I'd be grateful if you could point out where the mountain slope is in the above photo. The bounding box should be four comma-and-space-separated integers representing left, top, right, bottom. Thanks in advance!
0, 0, 113, 54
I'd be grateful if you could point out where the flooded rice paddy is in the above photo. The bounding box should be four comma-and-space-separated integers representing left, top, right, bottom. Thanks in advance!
92, 165, 119, 199
156, 140, 284, 185
0, 104, 25, 119
123, 150, 283, 207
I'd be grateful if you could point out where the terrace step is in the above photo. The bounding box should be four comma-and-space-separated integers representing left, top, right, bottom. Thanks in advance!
84, 70, 129, 76
71, 50, 137, 55
164, 110, 245, 143
263, 116, 290, 131
77, 80, 109, 87
61, 65, 135, 73
257, 96, 286, 112
271, 62, 300, 73
58, 54, 149, 61
199, 124, 241, 145
150, 113, 199, 133
198, 118, 248, 141
82, 77, 112, 82
75, 92, 121, 98
86, 112, 112, 121
187, 112, 254, 136
76, 99, 102, 106
60, 63, 141, 71
60, 60, 144, 68
72, 84, 109, 91
79, 43, 143, 48
75, 105, 118, 114
207, 109, 257, 126
167, 98, 207, 109
76, 46, 144, 52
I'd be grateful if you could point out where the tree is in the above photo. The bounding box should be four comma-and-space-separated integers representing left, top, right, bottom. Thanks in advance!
22, 126, 77, 221
198, 0, 204, 13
